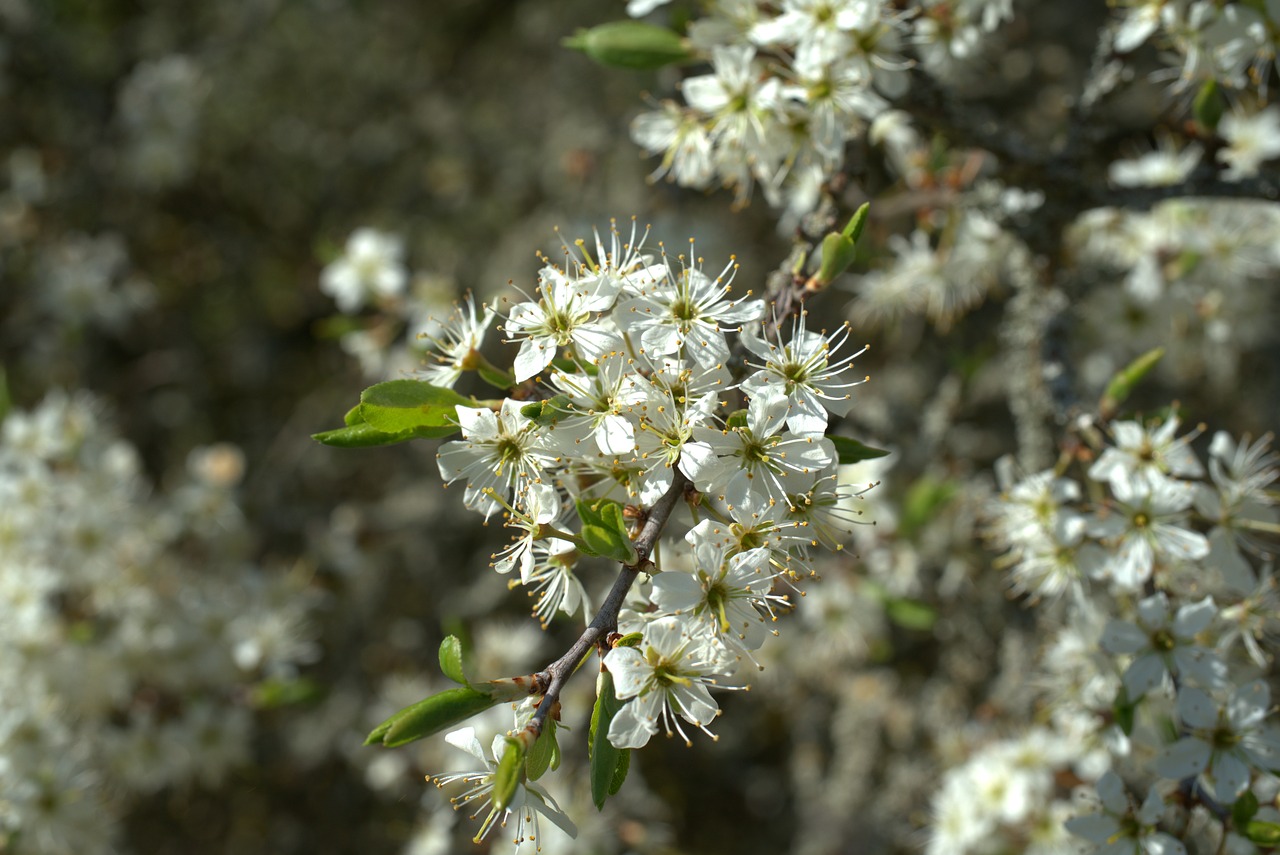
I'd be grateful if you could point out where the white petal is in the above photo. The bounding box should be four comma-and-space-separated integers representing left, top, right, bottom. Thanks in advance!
1208, 752, 1251, 802
596, 414, 636, 455
1101, 619, 1149, 654
669, 681, 718, 727
1229, 680, 1270, 730
1123, 653, 1167, 699
1095, 769, 1129, 813
607, 696, 659, 749
1172, 596, 1217, 637
513, 336, 554, 382
1177, 686, 1221, 730
1154, 737, 1211, 779
603, 647, 650, 700
444, 726, 487, 763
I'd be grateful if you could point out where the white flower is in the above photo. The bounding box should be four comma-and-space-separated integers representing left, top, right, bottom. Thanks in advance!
631, 103, 716, 188
615, 246, 761, 367
416, 295, 497, 389
680, 393, 836, 509
1108, 139, 1203, 188
1065, 770, 1186, 855
521, 537, 588, 627
1218, 108, 1280, 181
547, 352, 645, 456
1154, 681, 1280, 803
784, 471, 873, 556
490, 483, 562, 579
739, 313, 868, 436
431, 727, 577, 848
503, 265, 622, 382
1101, 593, 1226, 698
1090, 475, 1210, 589
603, 616, 729, 748
652, 534, 782, 662
320, 228, 407, 313
436, 400, 558, 518
1113, 1, 1163, 52
681, 45, 781, 151
1089, 417, 1203, 493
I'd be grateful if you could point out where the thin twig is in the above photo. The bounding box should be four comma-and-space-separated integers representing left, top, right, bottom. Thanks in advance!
525, 467, 690, 738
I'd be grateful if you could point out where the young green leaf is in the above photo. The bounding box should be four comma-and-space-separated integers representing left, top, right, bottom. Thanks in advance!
357, 379, 474, 439
1233, 791, 1260, 827
492, 736, 525, 811
525, 719, 558, 782
366, 686, 499, 748
589, 669, 630, 809
830, 436, 890, 465
249, 676, 325, 709
1100, 347, 1164, 418
312, 422, 422, 448
563, 20, 690, 70
576, 498, 639, 564
1113, 686, 1137, 737
1243, 820, 1280, 847
883, 596, 937, 632
438, 635, 468, 686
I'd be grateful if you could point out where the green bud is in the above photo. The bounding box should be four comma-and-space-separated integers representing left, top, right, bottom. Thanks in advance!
563, 21, 690, 70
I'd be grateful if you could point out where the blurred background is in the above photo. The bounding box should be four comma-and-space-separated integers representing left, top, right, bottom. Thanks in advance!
2, 1, 1278, 854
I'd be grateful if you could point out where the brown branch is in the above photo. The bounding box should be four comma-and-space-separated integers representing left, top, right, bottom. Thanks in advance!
524, 466, 690, 738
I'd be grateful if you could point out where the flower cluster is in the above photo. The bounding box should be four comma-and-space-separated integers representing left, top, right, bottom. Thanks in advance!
627, 0, 1015, 219
1069, 198, 1280, 389
0, 391, 319, 854
399, 220, 873, 843
963, 412, 1280, 855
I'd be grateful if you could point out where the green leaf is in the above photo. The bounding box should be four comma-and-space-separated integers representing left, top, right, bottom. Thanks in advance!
589, 669, 630, 810
613, 632, 643, 648
358, 379, 474, 439
438, 635, 467, 686
525, 719, 558, 782
899, 477, 956, 540
563, 20, 690, 70
521, 394, 573, 427
312, 422, 422, 448
576, 498, 639, 564
816, 233, 857, 287
609, 744, 630, 795
725, 409, 748, 429
1100, 347, 1164, 417
1233, 790, 1260, 827
476, 361, 515, 390
830, 436, 890, 465
493, 736, 525, 811
249, 677, 325, 709
1113, 686, 1137, 737
1243, 820, 1280, 847
884, 597, 936, 632
343, 404, 363, 426
1193, 78, 1224, 132
366, 686, 499, 748
841, 202, 871, 242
